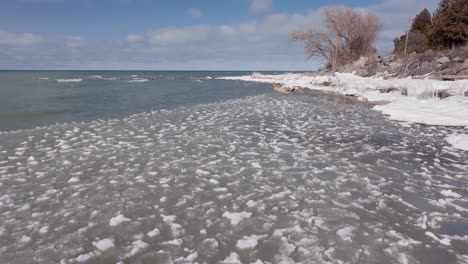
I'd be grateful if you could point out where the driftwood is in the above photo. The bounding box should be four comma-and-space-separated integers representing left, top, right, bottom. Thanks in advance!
442, 75, 468, 81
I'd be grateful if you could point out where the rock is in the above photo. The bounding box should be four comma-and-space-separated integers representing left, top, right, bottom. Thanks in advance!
401, 88, 408, 96
334, 95, 355, 104
438, 61, 451, 70
368, 100, 391, 105
434, 89, 452, 99
198, 238, 219, 260
453, 57, 463, 62
389, 62, 402, 72
378, 87, 399, 93
357, 96, 368, 103
273, 83, 295, 94
437, 57, 450, 64
353, 69, 368, 77
294, 87, 305, 93
441, 68, 458, 75
412, 62, 435, 76
385, 54, 397, 63
458, 68, 468, 76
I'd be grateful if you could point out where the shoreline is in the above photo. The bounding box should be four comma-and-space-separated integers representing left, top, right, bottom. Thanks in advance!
219, 72, 468, 151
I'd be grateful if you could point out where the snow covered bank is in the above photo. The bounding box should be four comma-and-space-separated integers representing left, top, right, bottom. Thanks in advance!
220, 73, 468, 123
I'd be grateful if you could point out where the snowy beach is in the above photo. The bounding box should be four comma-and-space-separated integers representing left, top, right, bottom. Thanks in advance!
219, 73, 468, 151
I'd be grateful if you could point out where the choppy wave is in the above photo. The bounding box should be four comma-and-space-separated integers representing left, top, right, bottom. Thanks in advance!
128, 79, 149, 83
56, 78, 82, 83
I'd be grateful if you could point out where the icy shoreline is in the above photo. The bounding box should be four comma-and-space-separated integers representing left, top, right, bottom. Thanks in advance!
219, 73, 468, 151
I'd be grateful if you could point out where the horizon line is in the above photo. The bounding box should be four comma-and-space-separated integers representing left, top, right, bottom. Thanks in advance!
0, 69, 310, 72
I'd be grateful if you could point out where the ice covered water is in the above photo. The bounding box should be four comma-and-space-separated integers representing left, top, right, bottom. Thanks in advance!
0, 93, 467, 263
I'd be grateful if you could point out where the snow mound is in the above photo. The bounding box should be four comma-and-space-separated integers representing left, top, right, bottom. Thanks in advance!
446, 133, 468, 151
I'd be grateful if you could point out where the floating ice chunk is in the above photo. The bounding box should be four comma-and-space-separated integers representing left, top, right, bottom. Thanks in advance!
425, 231, 451, 246
161, 238, 183, 246
176, 251, 198, 262
209, 178, 219, 184
246, 200, 257, 208
147, 227, 160, 237
67, 177, 80, 184
220, 252, 242, 264
20, 235, 31, 243
127, 239, 149, 257
76, 251, 97, 262
196, 169, 210, 176
93, 238, 114, 251
446, 134, 468, 151
416, 215, 428, 229
170, 223, 184, 238
236, 234, 264, 250
251, 162, 262, 168
222, 211, 252, 225
39, 226, 49, 234
336, 226, 355, 242
198, 238, 219, 259
17, 204, 30, 211
27, 156, 39, 165
440, 190, 462, 198
161, 214, 176, 223
267, 189, 292, 201
109, 214, 131, 226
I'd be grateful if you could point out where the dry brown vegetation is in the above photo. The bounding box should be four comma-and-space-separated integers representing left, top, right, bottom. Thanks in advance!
293, 6, 382, 70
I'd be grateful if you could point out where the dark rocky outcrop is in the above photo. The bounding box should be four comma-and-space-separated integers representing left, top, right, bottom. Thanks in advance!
314, 45, 468, 80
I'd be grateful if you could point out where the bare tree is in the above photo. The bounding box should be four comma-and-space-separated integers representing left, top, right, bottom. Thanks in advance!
293, 6, 382, 70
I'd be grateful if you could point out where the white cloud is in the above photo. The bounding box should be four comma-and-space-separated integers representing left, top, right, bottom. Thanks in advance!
65, 36, 86, 48
0, 31, 43, 46
145, 25, 212, 45
127, 34, 144, 42
250, 0, 272, 13
187, 8, 202, 19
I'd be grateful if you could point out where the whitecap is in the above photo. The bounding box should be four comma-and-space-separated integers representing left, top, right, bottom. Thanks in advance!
128, 79, 149, 83
56, 79, 82, 83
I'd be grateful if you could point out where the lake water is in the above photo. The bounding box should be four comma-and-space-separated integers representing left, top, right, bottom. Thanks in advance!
0, 71, 468, 264
0, 71, 272, 131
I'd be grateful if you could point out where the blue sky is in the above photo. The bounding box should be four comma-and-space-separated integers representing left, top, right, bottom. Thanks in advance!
0, 0, 440, 70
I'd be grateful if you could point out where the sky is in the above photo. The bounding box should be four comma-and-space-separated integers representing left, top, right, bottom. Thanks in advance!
0, 0, 440, 70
